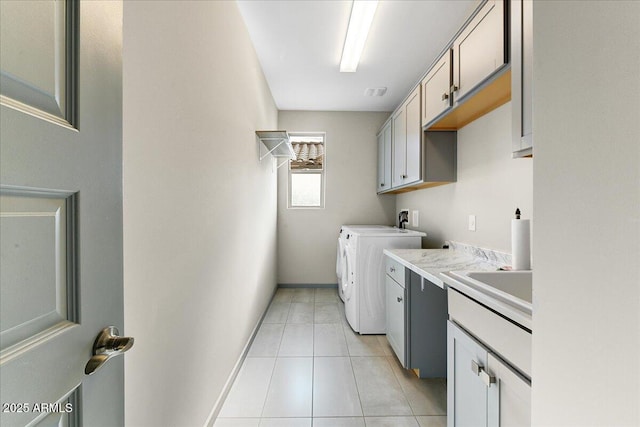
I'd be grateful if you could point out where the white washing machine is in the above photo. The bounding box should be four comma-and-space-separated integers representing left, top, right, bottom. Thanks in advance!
336, 225, 392, 302
343, 228, 425, 334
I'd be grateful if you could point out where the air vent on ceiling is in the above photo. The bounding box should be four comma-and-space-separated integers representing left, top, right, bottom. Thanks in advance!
364, 87, 387, 97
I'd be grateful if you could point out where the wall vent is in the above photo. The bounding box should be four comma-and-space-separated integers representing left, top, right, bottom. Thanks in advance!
364, 87, 387, 97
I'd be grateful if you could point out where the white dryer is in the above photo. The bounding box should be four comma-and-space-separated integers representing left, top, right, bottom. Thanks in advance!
343, 228, 425, 334
336, 225, 392, 302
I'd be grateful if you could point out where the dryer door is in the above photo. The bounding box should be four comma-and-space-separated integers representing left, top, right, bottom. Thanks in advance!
336, 237, 347, 302
336, 237, 345, 280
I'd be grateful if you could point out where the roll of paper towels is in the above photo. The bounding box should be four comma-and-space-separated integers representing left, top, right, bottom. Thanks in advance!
511, 219, 531, 270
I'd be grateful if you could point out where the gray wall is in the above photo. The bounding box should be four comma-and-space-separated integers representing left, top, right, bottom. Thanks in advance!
396, 102, 533, 253
277, 111, 396, 284
123, 2, 278, 425
532, 1, 640, 425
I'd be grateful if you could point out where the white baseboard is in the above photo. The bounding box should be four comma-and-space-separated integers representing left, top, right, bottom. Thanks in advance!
203, 287, 277, 427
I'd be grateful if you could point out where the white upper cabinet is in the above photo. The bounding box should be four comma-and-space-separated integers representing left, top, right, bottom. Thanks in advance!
392, 86, 422, 188
392, 106, 407, 188
392, 85, 422, 188
404, 86, 422, 184
377, 119, 392, 193
452, 0, 507, 103
511, 0, 533, 157
421, 50, 453, 127
379, 83, 456, 194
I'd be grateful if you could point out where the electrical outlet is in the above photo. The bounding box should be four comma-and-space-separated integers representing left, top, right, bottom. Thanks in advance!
412, 210, 419, 227
468, 215, 476, 231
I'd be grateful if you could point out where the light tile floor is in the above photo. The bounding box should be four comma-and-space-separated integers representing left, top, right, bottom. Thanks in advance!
215, 288, 446, 427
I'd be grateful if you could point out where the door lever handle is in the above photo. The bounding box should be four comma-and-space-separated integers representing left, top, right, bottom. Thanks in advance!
85, 326, 134, 375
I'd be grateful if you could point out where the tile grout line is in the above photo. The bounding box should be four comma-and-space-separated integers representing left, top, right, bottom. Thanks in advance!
383, 354, 420, 418
259, 293, 289, 419
341, 314, 367, 420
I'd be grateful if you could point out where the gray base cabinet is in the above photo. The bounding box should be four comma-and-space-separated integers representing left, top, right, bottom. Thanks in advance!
447, 321, 531, 427
408, 271, 447, 378
385, 258, 448, 378
386, 274, 407, 366
448, 321, 490, 426
487, 353, 532, 426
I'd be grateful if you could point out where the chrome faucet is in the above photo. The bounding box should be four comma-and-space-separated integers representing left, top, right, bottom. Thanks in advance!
398, 211, 409, 229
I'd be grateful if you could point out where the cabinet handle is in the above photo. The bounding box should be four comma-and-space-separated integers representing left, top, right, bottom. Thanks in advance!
471, 360, 496, 387
397, 296, 403, 302
451, 84, 459, 92
480, 370, 496, 387
380, 183, 385, 187
390, 267, 395, 273
441, 93, 449, 101
401, 174, 407, 179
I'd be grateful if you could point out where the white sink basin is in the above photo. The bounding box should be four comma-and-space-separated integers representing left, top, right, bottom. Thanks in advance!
449, 270, 532, 315
467, 271, 532, 303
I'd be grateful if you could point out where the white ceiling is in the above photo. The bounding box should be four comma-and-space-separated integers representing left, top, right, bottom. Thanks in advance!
237, 0, 478, 112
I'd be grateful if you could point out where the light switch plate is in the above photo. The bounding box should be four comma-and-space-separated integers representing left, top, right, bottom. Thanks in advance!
412, 210, 419, 227
468, 215, 476, 231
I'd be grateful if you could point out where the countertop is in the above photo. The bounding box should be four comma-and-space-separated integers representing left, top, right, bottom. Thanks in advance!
384, 247, 531, 330
383, 248, 503, 289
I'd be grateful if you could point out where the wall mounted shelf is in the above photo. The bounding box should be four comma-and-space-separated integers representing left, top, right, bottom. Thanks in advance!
256, 130, 296, 168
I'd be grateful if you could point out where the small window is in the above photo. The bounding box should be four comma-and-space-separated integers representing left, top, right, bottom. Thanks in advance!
288, 133, 325, 209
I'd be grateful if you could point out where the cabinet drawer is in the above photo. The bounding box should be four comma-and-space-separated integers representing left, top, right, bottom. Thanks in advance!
448, 288, 531, 378
385, 256, 405, 287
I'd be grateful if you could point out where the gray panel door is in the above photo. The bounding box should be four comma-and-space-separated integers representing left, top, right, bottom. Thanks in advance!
447, 321, 488, 427
1, 1, 124, 426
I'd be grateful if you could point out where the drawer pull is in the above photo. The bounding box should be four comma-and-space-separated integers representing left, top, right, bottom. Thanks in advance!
390, 266, 395, 273
397, 296, 403, 303
441, 93, 449, 101
471, 360, 496, 387
480, 369, 496, 387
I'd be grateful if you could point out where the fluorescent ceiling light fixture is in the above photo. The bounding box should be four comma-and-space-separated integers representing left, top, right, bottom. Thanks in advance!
340, 0, 378, 72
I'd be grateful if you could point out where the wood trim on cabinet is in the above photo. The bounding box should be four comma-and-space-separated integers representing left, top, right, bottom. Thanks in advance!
428, 69, 511, 131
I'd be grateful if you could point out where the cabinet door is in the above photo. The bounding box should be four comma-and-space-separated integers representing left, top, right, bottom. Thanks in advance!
383, 122, 392, 189
448, 321, 489, 427
377, 121, 393, 192
392, 108, 406, 188
386, 275, 407, 367
405, 86, 422, 184
409, 274, 447, 378
487, 354, 531, 427
511, 0, 533, 157
452, 0, 506, 102
377, 131, 385, 191
422, 50, 452, 127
